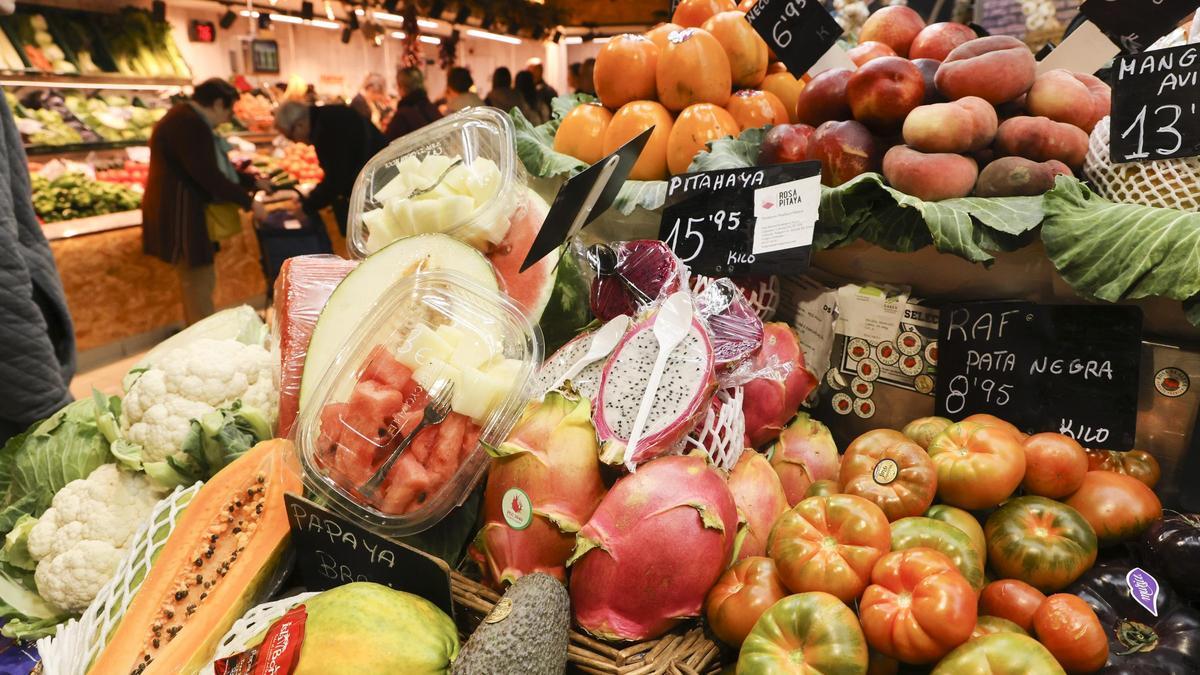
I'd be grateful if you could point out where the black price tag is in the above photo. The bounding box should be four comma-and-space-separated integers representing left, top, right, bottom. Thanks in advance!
746, 0, 843, 76
935, 303, 1142, 450
1110, 44, 1200, 163
284, 493, 454, 617
658, 161, 820, 276
520, 126, 653, 272
1080, 0, 1199, 53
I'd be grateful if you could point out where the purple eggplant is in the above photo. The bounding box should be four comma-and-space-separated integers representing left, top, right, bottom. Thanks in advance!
1137, 511, 1200, 601
1068, 560, 1200, 674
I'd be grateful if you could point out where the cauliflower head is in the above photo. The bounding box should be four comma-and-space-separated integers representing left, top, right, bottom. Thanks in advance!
26, 464, 163, 613
120, 338, 277, 462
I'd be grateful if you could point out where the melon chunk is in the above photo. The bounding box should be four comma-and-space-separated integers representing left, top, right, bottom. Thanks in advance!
395, 324, 454, 371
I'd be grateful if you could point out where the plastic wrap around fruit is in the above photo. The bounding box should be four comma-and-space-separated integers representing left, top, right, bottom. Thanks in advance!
294, 271, 541, 534
347, 107, 526, 259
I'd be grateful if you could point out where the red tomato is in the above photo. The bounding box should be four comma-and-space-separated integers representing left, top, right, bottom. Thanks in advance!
962, 413, 1026, 441
767, 494, 892, 603
859, 547, 977, 664
839, 429, 938, 521
926, 422, 1026, 510
1086, 449, 1161, 488
1032, 594, 1108, 673
971, 615, 1027, 639
978, 579, 1046, 632
1021, 433, 1088, 498
1065, 471, 1162, 546
704, 556, 790, 647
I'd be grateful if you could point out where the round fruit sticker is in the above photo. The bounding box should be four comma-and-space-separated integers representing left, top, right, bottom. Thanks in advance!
876, 341, 900, 365
850, 377, 874, 399
486, 598, 514, 624
848, 338, 870, 361
899, 355, 924, 376
914, 374, 935, 394
854, 398, 876, 419
873, 458, 899, 485
832, 393, 853, 415
1155, 368, 1190, 398
502, 488, 533, 531
825, 368, 848, 391
857, 358, 880, 382
898, 331, 923, 356
924, 341, 938, 366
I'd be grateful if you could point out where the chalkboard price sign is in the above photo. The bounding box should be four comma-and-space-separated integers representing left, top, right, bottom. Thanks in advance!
658, 161, 820, 276
1110, 44, 1200, 163
935, 302, 1142, 449
746, 0, 843, 76
1080, 0, 1199, 54
284, 493, 454, 617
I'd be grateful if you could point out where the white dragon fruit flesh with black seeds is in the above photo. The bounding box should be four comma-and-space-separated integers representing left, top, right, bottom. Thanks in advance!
532, 331, 605, 401
594, 313, 715, 469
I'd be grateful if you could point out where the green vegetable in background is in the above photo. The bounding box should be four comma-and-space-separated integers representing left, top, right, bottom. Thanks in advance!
31, 172, 140, 222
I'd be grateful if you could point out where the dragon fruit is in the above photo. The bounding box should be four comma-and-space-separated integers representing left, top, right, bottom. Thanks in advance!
685, 387, 746, 471
741, 322, 818, 448
469, 392, 607, 588
588, 240, 684, 321
694, 277, 764, 368
768, 413, 841, 505
531, 316, 630, 401
692, 275, 781, 321
568, 454, 738, 641
727, 451, 789, 560
593, 311, 716, 468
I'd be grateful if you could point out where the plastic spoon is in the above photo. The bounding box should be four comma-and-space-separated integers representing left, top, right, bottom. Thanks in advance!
547, 314, 632, 395
624, 292, 694, 463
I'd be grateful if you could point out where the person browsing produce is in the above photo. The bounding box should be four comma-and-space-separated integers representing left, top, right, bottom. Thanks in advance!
385, 66, 442, 142
274, 101, 386, 235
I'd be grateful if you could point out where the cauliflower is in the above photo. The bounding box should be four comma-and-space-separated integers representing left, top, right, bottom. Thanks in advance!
121, 338, 277, 463
24, 464, 163, 613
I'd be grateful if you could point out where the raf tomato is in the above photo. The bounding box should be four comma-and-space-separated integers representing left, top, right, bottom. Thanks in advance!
926, 504, 986, 568
926, 422, 1025, 510
737, 592, 869, 674
890, 516, 985, 591
931, 633, 1066, 674
1064, 471, 1162, 546
901, 416, 952, 449
805, 479, 839, 498
979, 579, 1046, 632
839, 429, 938, 521
859, 548, 977, 664
705, 556, 789, 647
971, 616, 1027, 639
767, 494, 891, 602
1033, 594, 1108, 673
1021, 433, 1088, 498
985, 496, 1097, 592
961, 413, 1026, 441
1086, 449, 1161, 488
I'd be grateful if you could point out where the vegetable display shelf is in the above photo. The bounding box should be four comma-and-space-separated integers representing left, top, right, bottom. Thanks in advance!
40, 207, 139, 241
0, 71, 190, 89
25, 138, 144, 156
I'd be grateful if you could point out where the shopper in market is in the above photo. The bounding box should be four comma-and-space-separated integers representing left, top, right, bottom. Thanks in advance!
444, 67, 485, 114
143, 78, 261, 326
349, 72, 392, 130
515, 69, 549, 125
274, 101, 386, 234
0, 59, 77, 445
385, 66, 442, 141
485, 66, 523, 114
525, 57, 558, 110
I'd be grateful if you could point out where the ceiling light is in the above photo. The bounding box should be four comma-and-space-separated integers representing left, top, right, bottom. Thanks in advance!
374, 11, 403, 23
324, 1, 334, 21
466, 28, 521, 45
270, 14, 303, 24
420, 35, 441, 44
592, 36, 611, 44
417, 19, 439, 29
562, 36, 582, 44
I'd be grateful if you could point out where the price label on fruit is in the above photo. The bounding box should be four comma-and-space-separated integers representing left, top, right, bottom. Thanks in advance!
1079, 0, 1200, 54
935, 302, 1142, 450
1110, 44, 1200, 163
284, 493, 454, 617
658, 161, 820, 276
746, 0, 844, 76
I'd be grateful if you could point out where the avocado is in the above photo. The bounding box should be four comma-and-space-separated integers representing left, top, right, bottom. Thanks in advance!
452, 573, 570, 675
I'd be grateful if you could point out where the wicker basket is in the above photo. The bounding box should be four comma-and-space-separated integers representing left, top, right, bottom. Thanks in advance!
450, 572, 727, 675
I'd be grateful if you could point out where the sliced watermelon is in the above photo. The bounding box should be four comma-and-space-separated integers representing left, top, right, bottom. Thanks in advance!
361, 345, 413, 391
379, 453, 433, 514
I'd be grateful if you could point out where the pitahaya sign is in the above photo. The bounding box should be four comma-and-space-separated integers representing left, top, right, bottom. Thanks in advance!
502, 488, 532, 531
1126, 567, 1160, 617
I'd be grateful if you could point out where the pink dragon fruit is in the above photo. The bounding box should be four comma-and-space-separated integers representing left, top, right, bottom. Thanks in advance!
727, 451, 789, 560
694, 277, 764, 368
686, 387, 746, 471
469, 392, 607, 588
568, 454, 738, 641
588, 241, 684, 321
768, 413, 841, 505
692, 275, 781, 321
741, 322, 818, 448
593, 311, 716, 468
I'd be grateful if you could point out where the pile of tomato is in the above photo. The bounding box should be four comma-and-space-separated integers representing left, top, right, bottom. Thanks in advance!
709, 413, 1200, 673
95, 161, 148, 189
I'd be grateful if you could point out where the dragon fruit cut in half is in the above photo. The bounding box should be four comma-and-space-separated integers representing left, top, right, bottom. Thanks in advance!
530, 316, 630, 402
593, 311, 716, 469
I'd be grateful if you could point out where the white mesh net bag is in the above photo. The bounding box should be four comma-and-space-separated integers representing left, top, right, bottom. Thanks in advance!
684, 387, 747, 471
1085, 20, 1200, 211
198, 591, 319, 675
36, 483, 202, 675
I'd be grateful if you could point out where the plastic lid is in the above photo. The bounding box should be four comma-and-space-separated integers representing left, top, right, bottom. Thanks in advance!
347, 107, 525, 259
294, 270, 542, 535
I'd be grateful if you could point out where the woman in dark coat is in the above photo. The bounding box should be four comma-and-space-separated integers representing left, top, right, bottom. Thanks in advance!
142, 79, 257, 324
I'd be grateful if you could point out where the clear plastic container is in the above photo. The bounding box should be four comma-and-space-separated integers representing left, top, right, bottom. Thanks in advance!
347, 107, 527, 259
294, 270, 542, 535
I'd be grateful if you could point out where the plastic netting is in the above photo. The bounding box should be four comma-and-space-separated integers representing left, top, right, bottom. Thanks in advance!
36, 482, 202, 675
1084, 23, 1200, 211
685, 387, 747, 471
198, 592, 318, 675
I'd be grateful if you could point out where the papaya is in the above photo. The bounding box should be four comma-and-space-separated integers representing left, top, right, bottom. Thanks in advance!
88, 439, 302, 675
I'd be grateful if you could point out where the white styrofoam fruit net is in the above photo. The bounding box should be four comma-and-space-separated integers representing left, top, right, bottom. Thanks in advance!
198, 592, 319, 675
1085, 23, 1200, 211
36, 483, 202, 675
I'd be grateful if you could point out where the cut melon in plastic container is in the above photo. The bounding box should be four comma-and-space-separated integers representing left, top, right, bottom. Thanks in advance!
298, 233, 500, 412
295, 270, 541, 535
